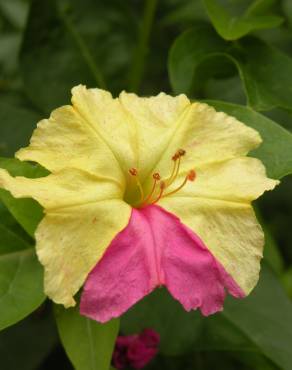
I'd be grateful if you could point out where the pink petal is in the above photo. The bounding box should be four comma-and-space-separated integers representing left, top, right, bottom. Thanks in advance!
80, 205, 244, 322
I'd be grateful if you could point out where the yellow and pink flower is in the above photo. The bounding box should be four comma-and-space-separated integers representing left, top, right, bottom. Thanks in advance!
0, 85, 278, 322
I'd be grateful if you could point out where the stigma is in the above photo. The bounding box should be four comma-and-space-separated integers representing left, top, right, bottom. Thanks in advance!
129, 149, 196, 208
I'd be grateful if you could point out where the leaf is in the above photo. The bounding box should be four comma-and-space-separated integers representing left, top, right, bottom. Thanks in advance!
283, 0, 292, 27
222, 264, 292, 370
0, 202, 45, 331
0, 93, 41, 157
0, 0, 28, 29
203, 0, 283, 40
168, 24, 292, 111
122, 265, 292, 369
20, 0, 136, 113
0, 310, 58, 370
0, 157, 48, 237
55, 305, 119, 370
121, 288, 203, 356
168, 23, 229, 96
204, 101, 292, 179
282, 268, 292, 299
234, 37, 292, 111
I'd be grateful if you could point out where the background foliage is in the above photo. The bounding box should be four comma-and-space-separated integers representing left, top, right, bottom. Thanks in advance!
0, 0, 292, 369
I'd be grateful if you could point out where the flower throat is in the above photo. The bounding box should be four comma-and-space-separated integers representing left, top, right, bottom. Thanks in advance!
128, 149, 196, 208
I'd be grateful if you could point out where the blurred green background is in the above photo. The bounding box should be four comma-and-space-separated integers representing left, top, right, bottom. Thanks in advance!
0, 0, 292, 369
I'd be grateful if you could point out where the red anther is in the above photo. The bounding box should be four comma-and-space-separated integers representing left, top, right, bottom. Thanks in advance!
172, 153, 179, 161
187, 170, 196, 181
153, 173, 161, 180
129, 168, 138, 176
178, 149, 186, 157
160, 181, 166, 189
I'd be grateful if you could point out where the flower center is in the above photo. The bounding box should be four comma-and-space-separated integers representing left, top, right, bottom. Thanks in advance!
128, 149, 196, 208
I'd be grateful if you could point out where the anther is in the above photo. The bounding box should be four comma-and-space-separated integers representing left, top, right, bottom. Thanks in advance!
178, 149, 186, 157
162, 169, 196, 198
187, 169, 196, 181
129, 167, 144, 202
129, 168, 138, 176
129, 149, 195, 208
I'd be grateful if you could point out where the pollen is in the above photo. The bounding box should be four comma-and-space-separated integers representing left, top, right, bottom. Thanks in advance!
129, 149, 196, 208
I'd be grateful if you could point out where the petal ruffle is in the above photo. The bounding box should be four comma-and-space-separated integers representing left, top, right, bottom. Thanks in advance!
80, 205, 243, 323
159, 197, 265, 296
0, 168, 122, 210
72, 86, 191, 181
118, 91, 190, 181
0, 167, 130, 306
71, 86, 137, 175
16, 103, 124, 183
37, 200, 130, 307
151, 102, 262, 180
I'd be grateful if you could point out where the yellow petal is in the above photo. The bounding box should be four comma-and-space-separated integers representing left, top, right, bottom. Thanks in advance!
71, 85, 137, 174
164, 157, 279, 203
153, 102, 262, 180
118, 91, 190, 181
16, 104, 124, 183
36, 200, 131, 306
159, 197, 264, 295
0, 168, 123, 210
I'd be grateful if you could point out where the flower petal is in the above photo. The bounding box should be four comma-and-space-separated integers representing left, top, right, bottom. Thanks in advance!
0, 168, 122, 210
80, 205, 243, 322
152, 102, 262, 180
163, 157, 279, 204
159, 197, 265, 296
71, 85, 137, 174
37, 200, 130, 307
16, 104, 124, 182
118, 91, 190, 181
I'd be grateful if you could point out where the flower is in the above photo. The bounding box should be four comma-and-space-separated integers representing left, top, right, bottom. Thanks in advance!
112, 329, 160, 369
0, 85, 278, 322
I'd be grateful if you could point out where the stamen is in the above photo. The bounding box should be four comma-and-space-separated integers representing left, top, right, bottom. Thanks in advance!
162, 170, 196, 198
128, 149, 195, 208
150, 181, 166, 204
129, 168, 144, 202
178, 149, 186, 157
165, 149, 185, 187
140, 173, 161, 206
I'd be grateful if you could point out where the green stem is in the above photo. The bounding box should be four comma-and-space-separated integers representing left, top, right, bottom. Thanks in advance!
129, 0, 158, 93
60, 11, 107, 89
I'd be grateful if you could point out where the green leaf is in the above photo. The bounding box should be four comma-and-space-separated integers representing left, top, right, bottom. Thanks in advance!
55, 305, 119, 370
283, 0, 292, 27
282, 268, 292, 299
169, 24, 292, 111
234, 37, 292, 111
122, 265, 292, 369
0, 203, 45, 331
20, 0, 136, 113
204, 101, 292, 179
0, 311, 58, 370
0, 93, 41, 157
121, 288, 203, 356
222, 264, 292, 370
203, 0, 283, 40
0, 157, 48, 237
168, 24, 229, 96
0, 0, 28, 29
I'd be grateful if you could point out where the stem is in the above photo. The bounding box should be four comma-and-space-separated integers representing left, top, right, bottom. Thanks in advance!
60, 11, 107, 89
129, 0, 158, 92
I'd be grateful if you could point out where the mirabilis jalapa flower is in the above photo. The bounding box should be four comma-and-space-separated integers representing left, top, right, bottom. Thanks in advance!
0, 85, 279, 322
